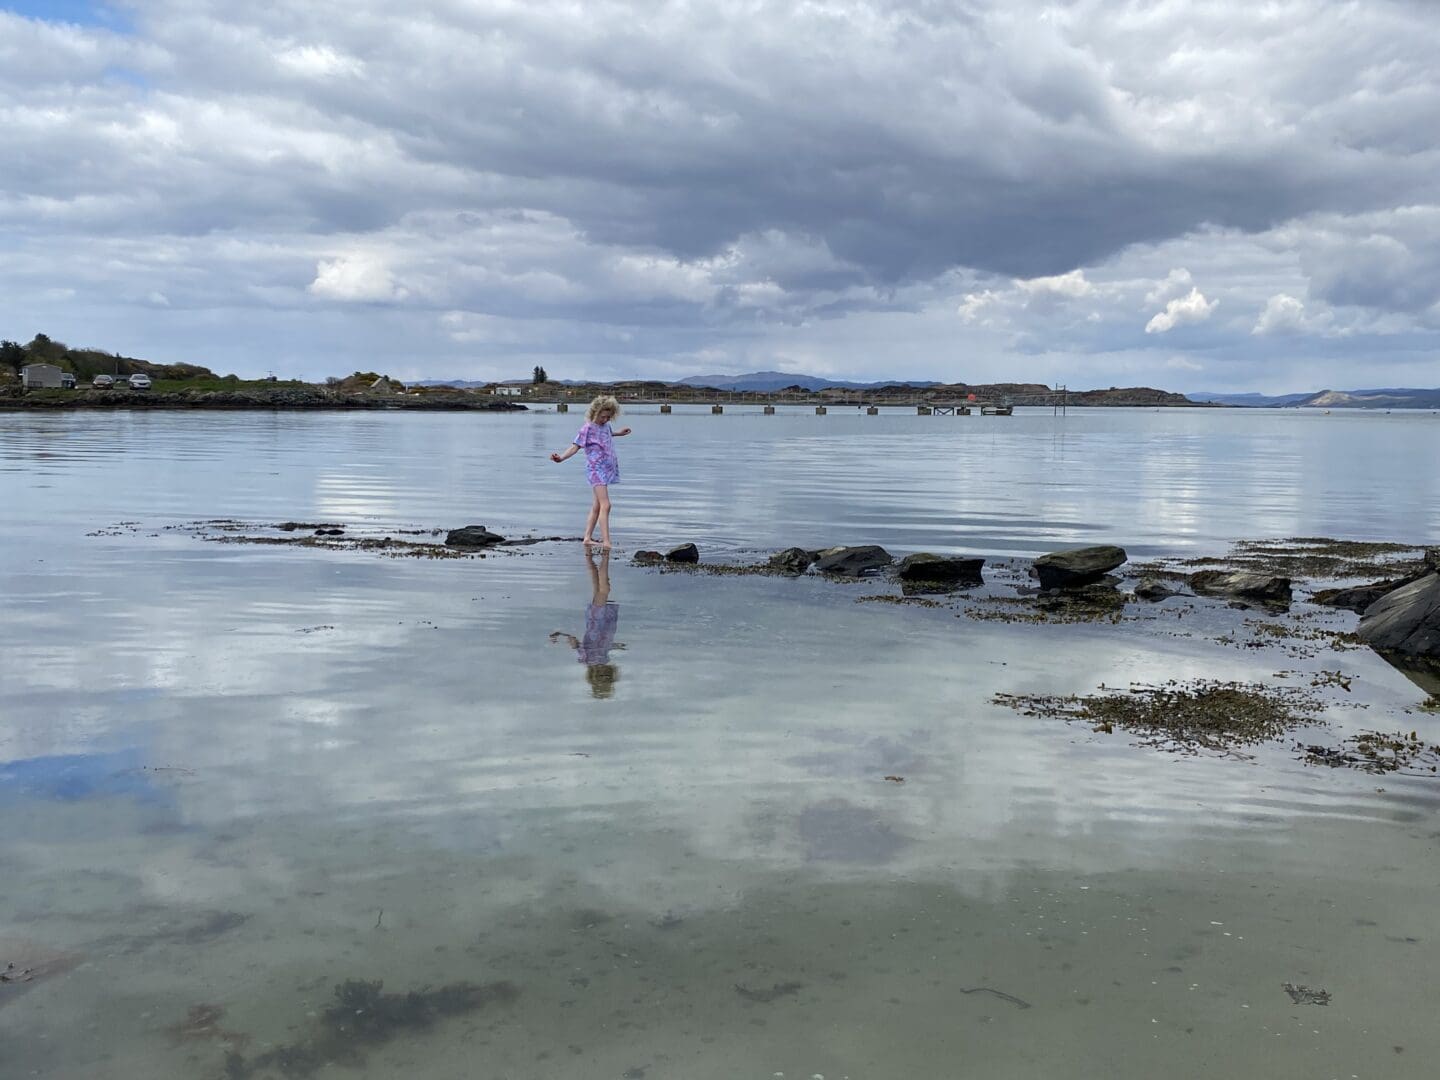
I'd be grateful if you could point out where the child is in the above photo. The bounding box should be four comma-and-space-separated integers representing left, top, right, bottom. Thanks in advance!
549, 395, 632, 548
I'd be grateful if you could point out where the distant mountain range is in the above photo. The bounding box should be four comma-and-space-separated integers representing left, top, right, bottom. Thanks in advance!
676, 371, 937, 391
1190, 387, 1440, 409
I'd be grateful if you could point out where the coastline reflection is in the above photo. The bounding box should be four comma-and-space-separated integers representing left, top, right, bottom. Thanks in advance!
549, 547, 622, 698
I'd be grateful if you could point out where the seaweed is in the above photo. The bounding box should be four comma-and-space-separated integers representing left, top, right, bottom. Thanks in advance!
1297, 730, 1440, 774
222, 977, 519, 1078
995, 680, 1324, 755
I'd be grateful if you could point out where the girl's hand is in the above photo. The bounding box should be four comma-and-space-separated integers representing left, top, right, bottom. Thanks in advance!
549, 452, 563, 462
615, 426, 632, 437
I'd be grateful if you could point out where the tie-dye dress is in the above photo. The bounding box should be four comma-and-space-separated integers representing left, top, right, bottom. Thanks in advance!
573, 421, 620, 486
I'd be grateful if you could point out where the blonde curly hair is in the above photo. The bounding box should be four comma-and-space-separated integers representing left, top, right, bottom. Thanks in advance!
586, 395, 621, 423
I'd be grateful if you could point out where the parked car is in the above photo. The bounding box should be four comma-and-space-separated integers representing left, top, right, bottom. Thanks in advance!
60, 373, 77, 389
92, 374, 114, 389
128, 373, 152, 390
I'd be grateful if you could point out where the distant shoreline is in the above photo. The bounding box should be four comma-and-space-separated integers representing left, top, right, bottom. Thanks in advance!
0, 387, 530, 412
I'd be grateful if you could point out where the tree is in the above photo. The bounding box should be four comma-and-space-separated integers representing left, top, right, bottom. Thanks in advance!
0, 340, 25, 375
532, 365, 548, 384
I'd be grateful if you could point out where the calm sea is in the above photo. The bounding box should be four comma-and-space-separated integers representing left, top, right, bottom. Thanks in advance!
2, 406, 1438, 1079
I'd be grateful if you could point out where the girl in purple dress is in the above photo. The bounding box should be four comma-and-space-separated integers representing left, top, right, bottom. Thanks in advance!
549, 395, 632, 549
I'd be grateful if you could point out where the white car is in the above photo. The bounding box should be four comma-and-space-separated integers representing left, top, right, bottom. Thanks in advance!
92, 374, 114, 389
128, 373, 152, 390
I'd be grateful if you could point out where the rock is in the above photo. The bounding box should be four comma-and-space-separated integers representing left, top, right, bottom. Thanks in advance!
769, 547, 817, 575
1356, 572, 1440, 658
896, 553, 984, 586
1311, 579, 1406, 614
444, 525, 506, 548
1133, 577, 1179, 601
665, 543, 699, 563
1189, 570, 1292, 604
1032, 545, 1127, 590
812, 545, 893, 577
633, 550, 663, 564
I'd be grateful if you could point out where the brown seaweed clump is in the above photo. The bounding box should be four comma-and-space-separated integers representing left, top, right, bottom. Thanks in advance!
1297, 730, 1440, 775
994, 679, 1324, 754
1179, 537, 1428, 581
223, 977, 518, 1079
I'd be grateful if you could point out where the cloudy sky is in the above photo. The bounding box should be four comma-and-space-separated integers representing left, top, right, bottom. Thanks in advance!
2, 0, 1438, 391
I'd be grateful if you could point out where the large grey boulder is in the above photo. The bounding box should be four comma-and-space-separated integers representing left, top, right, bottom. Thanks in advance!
813, 545, 893, 577
897, 553, 984, 586
1189, 570, 1291, 604
769, 547, 817, 575
445, 525, 505, 548
1033, 545, 1127, 590
1357, 573, 1440, 658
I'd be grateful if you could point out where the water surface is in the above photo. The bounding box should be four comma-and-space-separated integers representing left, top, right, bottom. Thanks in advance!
2, 407, 1438, 1079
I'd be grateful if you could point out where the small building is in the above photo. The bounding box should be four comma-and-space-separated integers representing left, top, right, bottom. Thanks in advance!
494, 385, 524, 397
21, 364, 66, 389
369, 376, 397, 393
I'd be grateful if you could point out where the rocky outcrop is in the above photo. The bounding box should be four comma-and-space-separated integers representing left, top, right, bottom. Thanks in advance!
769, 547, 817, 575
1189, 570, 1292, 604
896, 553, 984, 586
1356, 573, 1440, 658
633, 550, 663, 564
445, 525, 505, 548
665, 543, 699, 563
813, 545, 893, 577
1032, 545, 1127, 590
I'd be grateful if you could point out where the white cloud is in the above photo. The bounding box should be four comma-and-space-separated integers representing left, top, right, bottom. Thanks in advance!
1017, 269, 1092, 299
308, 254, 407, 303
1252, 293, 1307, 335
1145, 288, 1217, 333
1145, 268, 1194, 305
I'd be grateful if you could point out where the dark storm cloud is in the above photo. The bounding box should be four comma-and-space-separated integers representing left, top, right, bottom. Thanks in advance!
2, 1, 1438, 386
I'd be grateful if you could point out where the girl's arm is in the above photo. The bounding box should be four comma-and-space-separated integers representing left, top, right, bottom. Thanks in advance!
614, 426, 633, 436
552, 422, 590, 461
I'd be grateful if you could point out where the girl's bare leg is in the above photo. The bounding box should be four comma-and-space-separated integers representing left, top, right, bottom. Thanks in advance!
583, 489, 600, 544
594, 485, 613, 548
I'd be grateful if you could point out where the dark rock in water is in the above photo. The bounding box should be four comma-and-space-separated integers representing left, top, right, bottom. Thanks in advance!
897, 553, 984, 586
813, 545, 893, 577
445, 525, 505, 548
314, 527, 345, 536
1356, 572, 1440, 658
1033, 545, 1127, 590
665, 543, 699, 563
769, 547, 817, 575
1190, 570, 1292, 604
633, 550, 663, 564
1133, 577, 1180, 601
1311, 579, 1406, 614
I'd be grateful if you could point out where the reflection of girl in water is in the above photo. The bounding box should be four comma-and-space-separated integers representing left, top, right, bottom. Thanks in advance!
549, 548, 621, 698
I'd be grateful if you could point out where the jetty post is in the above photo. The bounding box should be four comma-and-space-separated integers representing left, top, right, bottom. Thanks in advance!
711, 404, 724, 414
815, 405, 827, 415
660, 404, 672, 414
763, 405, 776, 415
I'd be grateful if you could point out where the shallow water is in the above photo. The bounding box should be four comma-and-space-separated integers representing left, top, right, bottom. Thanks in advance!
2, 407, 1439, 1079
